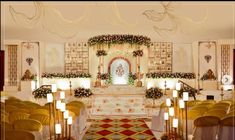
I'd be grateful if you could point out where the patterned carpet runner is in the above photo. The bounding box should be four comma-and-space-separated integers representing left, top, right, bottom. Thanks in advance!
83, 118, 157, 140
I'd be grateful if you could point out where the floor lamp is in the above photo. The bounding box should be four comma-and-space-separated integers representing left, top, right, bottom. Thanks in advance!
183, 92, 189, 140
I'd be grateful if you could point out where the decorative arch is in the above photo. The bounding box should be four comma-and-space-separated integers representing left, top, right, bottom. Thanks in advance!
108, 57, 131, 73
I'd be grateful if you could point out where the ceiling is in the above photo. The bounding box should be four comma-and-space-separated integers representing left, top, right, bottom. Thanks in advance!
1, 1, 235, 43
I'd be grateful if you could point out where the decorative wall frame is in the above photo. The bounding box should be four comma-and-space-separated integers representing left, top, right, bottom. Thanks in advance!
21, 42, 40, 83
148, 42, 173, 73
65, 42, 89, 73
198, 41, 217, 90
221, 44, 230, 76
7, 45, 18, 86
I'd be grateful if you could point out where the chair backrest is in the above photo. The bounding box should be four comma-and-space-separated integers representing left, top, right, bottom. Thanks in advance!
13, 119, 42, 132
188, 100, 201, 107
194, 116, 220, 127
5, 105, 18, 113
5, 130, 35, 140
30, 109, 49, 115
191, 106, 209, 113
204, 109, 227, 118
188, 110, 205, 120
9, 112, 30, 124
66, 105, 81, 116
220, 116, 235, 126
29, 114, 50, 125
67, 101, 85, 108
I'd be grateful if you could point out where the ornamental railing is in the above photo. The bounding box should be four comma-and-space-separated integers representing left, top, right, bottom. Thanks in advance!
178, 80, 198, 100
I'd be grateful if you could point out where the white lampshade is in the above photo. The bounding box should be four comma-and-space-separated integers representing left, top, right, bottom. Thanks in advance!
173, 118, 178, 128
179, 99, 185, 109
176, 83, 181, 90
60, 102, 66, 112
183, 92, 189, 101
47, 93, 53, 103
169, 107, 174, 117
56, 100, 61, 110
173, 90, 178, 98
68, 116, 73, 125
55, 124, 61, 134
51, 84, 57, 92
64, 110, 69, 119
166, 98, 171, 107
164, 113, 169, 120
60, 91, 65, 99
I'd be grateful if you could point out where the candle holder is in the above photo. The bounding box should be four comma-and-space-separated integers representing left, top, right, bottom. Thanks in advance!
220, 87, 224, 100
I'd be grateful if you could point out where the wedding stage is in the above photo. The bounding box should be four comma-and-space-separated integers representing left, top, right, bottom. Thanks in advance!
91, 85, 147, 116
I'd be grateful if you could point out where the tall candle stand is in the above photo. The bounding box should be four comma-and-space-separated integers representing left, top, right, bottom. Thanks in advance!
183, 92, 189, 140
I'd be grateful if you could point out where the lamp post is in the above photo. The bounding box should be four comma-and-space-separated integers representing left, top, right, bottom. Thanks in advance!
68, 116, 73, 140
183, 92, 189, 140
47, 93, 53, 140
164, 112, 169, 135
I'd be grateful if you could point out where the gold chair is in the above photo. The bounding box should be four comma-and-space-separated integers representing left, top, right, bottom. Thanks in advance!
29, 114, 50, 125
201, 100, 216, 104
5, 105, 18, 113
13, 119, 42, 132
188, 109, 205, 120
23, 101, 41, 110
204, 109, 227, 118
218, 116, 235, 140
191, 106, 209, 113
9, 112, 30, 124
5, 130, 35, 140
66, 105, 81, 116
30, 109, 49, 116
193, 116, 220, 140
188, 100, 202, 108
67, 101, 85, 108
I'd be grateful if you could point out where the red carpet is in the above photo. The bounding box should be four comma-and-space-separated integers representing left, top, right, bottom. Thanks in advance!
83, 118, 157, 140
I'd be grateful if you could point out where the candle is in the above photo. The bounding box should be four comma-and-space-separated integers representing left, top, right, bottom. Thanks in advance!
60, 91, 65, 99
179, 99, 185, 109
56, 100, 61, 110
173, 90, 178, 98
183, 92, 189, 101
164, 113, 169, 120
173, 118, 178, 128
47, 93, 53, 103
51, 84, 57, 92
166, 98, 171, 107
60, 102, 66, 112
176, 83, 181, 90
68, 116, 73, 125
64, 110, 69, 119
55, 124, 61, 134
169, 107, 174, 117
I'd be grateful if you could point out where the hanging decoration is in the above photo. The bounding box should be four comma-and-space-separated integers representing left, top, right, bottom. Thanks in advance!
204, 55, 212, 63
132, 50, 143, 57
96, 50, 107, 57
88, 34, 151, 47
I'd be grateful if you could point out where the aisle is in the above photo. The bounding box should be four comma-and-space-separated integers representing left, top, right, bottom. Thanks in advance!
82, 118, 157, 140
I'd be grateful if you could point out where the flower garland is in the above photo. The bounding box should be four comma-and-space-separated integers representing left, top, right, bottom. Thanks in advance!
32, 87, 51, 99
200, 69, 216, 80
88, 34, 151, 47
145, 87, 163, 99
128, 72, 137, 85
41, 72, 92, 78
96, 50, 107, 57
133, 50, 143, 57
97, 73, 110, 80
74, 87, 93, 98
21, 69, 37, 81
146, 72, 196, 79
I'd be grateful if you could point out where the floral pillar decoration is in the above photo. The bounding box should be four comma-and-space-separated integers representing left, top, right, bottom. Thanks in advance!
96, 49, 107, 87
133, 49, 143, 87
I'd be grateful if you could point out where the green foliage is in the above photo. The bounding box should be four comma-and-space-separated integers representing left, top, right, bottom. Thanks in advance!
32, 87, 51, 99
145, 87, 163, 99
74, 87, 93, 98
